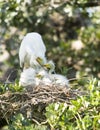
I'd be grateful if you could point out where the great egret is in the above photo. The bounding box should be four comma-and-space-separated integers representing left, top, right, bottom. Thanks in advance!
19, 32, 47, 70
19, 32, 69, 88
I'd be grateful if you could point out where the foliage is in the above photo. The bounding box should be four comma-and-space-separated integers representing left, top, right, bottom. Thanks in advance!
45, 78, 100, 130
0, 80, 23, 94
8, 114, 47, 130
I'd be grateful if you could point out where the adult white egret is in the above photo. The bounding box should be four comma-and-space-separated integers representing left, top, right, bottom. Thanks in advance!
19, 32, 69, 88
19, 32, 47, 70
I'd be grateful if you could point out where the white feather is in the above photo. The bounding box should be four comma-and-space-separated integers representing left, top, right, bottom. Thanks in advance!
19, 32, 69, 88
44, 60, 55, 74
19, 68, 36, 86
50, 74, 69, 87
36, 69, 52, 85
19, 32, 47, 69
19, 68, 52, 87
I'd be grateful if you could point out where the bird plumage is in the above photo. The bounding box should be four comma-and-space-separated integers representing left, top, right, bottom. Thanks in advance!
19, 32, 47, 69
19, 32, 69, 88
19, 68, 36, 86
44, 60, 55, 74
50, 74, 69, 87
36, 69, 52, 85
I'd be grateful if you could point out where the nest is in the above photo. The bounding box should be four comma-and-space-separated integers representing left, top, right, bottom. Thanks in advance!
0, 84, 85, 125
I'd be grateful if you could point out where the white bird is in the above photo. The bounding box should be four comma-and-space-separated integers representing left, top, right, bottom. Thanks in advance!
50, 74, 69, 87
44, 60, 55, 74
36, 69, 52, 85
19, 32, 47, 70
19, 68, 36, 86
19, 32, 69, 88
19, 68, 52, 87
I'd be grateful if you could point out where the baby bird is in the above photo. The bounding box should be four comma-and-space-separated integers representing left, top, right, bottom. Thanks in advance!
44, 60, 55, 74
36, 69, 52, 85
50, 74, 69, 87
19, 32, 47, 70
19, 68, 36, 86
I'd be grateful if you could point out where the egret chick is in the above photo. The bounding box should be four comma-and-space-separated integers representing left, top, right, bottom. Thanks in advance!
50, 74, 69, 87
44, 60, 55, 74
36, 69, 52, 85
19, 68, 36, 86
19, 32, 47, 70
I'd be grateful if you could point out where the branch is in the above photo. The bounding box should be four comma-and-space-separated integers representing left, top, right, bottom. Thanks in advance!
75, 2, 100, 8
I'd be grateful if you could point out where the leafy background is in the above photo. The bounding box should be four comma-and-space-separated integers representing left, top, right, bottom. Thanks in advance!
0, 0, 100, 79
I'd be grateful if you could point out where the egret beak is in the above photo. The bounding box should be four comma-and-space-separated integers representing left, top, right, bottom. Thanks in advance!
36, 74, 43, 79
36, 57, 44, 66
43, 64, 51, 69
36, 57, 43, 64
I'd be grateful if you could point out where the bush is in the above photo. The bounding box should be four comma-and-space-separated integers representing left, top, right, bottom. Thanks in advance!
45, 78, 100, 130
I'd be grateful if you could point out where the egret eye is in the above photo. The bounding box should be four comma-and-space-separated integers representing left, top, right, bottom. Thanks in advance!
52, 71, 55, 74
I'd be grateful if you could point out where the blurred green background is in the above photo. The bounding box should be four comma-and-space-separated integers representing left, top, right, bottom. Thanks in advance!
0, 0, 100, 80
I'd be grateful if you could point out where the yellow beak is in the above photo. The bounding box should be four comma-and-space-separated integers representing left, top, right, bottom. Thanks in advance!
43, 64, 51, 69
36, 57, 43, 65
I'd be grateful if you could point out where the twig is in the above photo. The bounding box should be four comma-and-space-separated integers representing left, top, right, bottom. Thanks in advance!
32, 118, 41, 125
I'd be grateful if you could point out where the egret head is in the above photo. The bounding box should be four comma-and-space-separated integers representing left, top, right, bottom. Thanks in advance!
36, 69, 48, 79
36, 69, 51, 85
44, 60, 55, 74
30, 56, 46, 71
